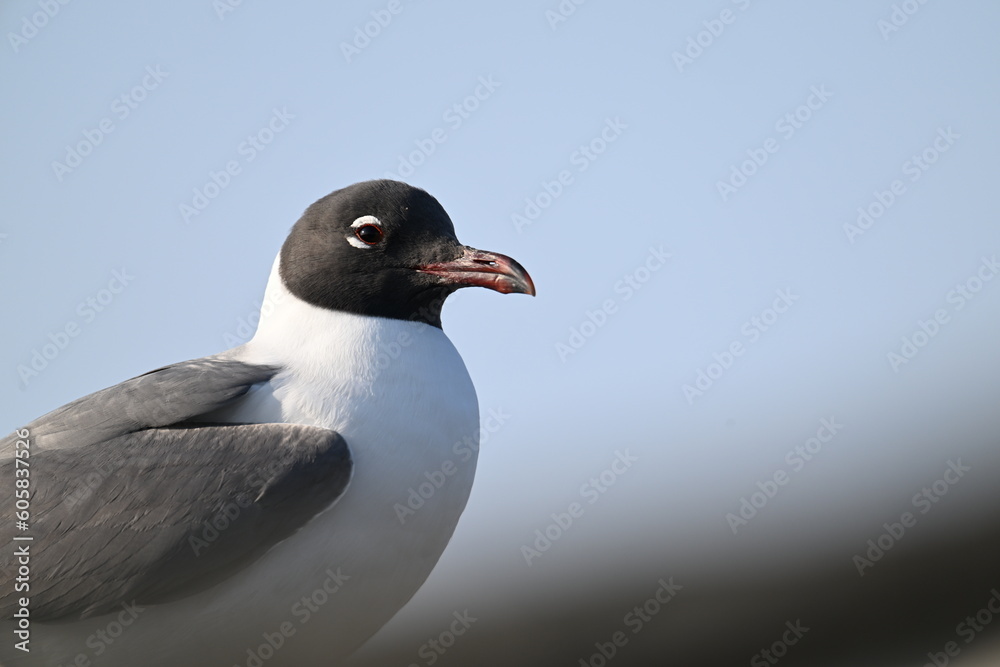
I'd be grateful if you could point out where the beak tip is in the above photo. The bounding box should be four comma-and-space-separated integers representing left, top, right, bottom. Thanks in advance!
501, 264, 535, 297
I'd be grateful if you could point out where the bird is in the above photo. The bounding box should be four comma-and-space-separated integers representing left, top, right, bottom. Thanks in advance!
0, 179, 535, 667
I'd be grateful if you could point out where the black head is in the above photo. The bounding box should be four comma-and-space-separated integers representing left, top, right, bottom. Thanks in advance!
279, 180, 534, 328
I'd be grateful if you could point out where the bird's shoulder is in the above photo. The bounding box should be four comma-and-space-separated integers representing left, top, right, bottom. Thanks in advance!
0, 353, 280, 457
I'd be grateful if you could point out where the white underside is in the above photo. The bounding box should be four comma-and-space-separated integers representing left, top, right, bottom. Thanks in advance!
13, 257, 480, 667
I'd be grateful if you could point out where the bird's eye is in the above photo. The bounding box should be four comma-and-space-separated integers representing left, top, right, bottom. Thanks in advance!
355, 224, 384, 245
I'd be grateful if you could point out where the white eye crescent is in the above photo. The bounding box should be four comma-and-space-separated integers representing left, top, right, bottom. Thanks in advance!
347, 215, 383, 248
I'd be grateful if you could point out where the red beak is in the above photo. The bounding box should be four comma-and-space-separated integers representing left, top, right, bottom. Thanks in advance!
416, 246, 536, 296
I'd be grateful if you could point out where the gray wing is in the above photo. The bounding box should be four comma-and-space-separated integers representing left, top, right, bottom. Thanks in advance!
0, 355, 279, 458
0, 356, 353, 621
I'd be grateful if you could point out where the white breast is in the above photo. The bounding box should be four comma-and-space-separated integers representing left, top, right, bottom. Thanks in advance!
30, 257, 482, 667
206, 257, 481, 664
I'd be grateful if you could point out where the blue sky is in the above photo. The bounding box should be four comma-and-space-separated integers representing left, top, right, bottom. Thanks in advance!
3, 0, 1000, 662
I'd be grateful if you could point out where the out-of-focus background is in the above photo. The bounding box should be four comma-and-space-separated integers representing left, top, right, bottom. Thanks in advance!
3, 1, 1000, 665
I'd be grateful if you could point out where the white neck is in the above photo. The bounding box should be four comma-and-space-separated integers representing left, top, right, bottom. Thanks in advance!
244, 255, 409, 379
231, 255, 479, 445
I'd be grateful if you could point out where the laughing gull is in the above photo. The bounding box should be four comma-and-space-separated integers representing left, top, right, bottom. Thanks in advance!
0, 180, 534, 667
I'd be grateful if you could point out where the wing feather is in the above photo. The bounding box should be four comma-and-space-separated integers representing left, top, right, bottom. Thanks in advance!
0, 356, 353, 621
